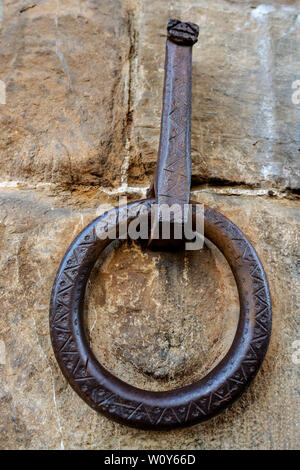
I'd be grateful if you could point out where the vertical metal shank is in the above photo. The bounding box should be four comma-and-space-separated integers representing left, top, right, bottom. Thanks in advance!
154, 20, 199, 212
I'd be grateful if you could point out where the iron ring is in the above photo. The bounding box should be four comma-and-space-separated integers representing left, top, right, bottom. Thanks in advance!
49, 199, 272, 430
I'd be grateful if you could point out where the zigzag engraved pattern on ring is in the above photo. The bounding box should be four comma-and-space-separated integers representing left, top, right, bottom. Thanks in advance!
49, 200, 271, 429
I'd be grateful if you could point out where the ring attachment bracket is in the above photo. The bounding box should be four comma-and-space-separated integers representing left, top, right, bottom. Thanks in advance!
49, 20, 272, 430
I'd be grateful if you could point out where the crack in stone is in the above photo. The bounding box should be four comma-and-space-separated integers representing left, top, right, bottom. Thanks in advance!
0, 179, 298, 200
113, 0, 143, 194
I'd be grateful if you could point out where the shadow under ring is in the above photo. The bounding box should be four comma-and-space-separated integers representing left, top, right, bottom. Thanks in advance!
49, 199, 272, 430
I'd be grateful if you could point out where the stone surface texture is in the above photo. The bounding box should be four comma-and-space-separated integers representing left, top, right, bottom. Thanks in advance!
0, 0, 299, 450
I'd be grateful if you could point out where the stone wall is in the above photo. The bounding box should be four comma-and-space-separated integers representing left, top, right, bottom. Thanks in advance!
0, 0, 299, 449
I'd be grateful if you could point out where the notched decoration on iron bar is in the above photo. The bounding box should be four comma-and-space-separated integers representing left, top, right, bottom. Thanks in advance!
167, 19, 199, 45
49, 20, 272, 430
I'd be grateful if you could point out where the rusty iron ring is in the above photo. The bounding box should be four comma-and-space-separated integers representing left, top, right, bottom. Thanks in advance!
50, 19, 272, 429
49, 199, 272, 430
